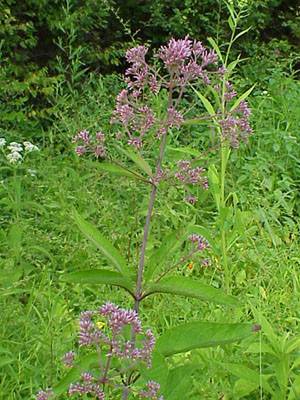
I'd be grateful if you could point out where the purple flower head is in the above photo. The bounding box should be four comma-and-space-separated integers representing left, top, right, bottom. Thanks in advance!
75, 145, 86, 156
159, 36, 192, 70
139, 381, 163, 399
126, 45, 148, 65
201, 49, 218, 67
224, 81, 237, 101
202, 258, 211, 267
150, 168, 165, 186
188, 234, 209, 252
175, 160, 207, 188
78, 310, 104, 346
81, 372, 93, 382
36, 388, 54, 400
73, 130, 90, 144
62, 351, 75, 367
185, 195, 197, 205
167, 107, 184, 128
69, 375, 105, 399
94, 145, 106, 158
73, 130, 107, 159
99, 302, 142, 335
96, 132, 105, 142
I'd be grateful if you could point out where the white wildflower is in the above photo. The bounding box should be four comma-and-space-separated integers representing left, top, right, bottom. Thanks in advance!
23, 141, 39, 152
8, 142, 23, 152
0, 138, 6, 147
7, 151, 22, 164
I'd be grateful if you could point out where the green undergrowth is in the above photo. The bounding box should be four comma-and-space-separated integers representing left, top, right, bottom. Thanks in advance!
0, 68, 300, 399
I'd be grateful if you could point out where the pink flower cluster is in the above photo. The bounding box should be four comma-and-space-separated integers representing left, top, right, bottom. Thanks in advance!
158, 36, 217, 86
188, 234, 210, 252
36, 389, 54, 400
220, 100, 252, 148
175, 160, 208, 188
77, 303, 155, 367
112, 37, 219, 149
36, 303, 160, 399
69, 373, 104, 399
139, 380, 163, 399
73, 130, 106, 158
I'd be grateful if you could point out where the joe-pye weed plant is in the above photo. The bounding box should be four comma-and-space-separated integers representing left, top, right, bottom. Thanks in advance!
36, 31, 257, 399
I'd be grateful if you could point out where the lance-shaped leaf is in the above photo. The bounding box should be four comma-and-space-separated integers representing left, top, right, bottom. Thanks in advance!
157, 322, 255, 357
73, 211, 129, 276
230, 84, 256, 112
145, 225, 192, 282
193, 89, 215, 117
115, 145, 152, 176
207, 37, 223, 63
62, 270, 135, 297
95, 162, 145, 181
145, 276, 238, 306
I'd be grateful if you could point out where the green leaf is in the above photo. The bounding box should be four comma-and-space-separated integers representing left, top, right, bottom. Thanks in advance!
73, 210, 129, 275
95, 162, 145, 180
156, 322, 255, 357
208, 164, 220, 211
233, 26, 252, 43
193, 89, 215, 116
285, 336, 300, 354
251, 307, 280, 353
0, 356, 14, 368
115, 145, 152, 176
164, 364, 197, 399
226, 56, 242, 74
228, 16, 235, 32
140, 352, 169, 391
145, 225, 192, 282
146, 276, 238, 306
222, 362, 273, 393
230, 84, 256, 112
167, 145, 202, 158
8, 224, 22, 257
207, 37, 223, 62
234, 379, 260, 398
62, 269, 135, 296
54, 353, 99, 395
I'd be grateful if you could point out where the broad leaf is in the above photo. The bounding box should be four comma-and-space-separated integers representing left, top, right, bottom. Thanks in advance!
115, 145, 152, 176
146, 276, 238, 306
73, 211, 129, 275
62, 270, 135, 297
157, 322, 255, 357
164, 364, 198, 399
140, 352, 169, 391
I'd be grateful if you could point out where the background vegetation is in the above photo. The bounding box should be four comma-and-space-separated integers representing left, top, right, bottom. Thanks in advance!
1, 0, 300, 398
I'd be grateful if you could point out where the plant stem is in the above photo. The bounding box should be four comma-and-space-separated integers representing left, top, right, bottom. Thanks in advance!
134, 131, 168, 313
220, 132, 231, 293
134, 85, 174, 313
